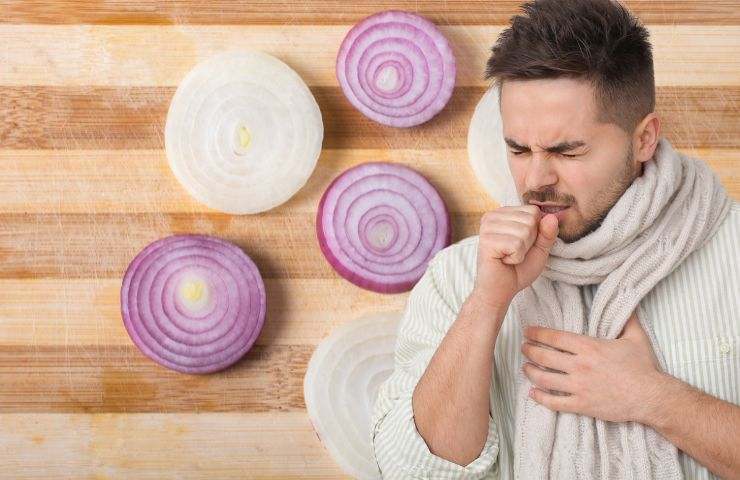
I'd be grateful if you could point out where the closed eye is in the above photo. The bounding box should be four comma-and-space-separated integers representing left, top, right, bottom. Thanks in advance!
510, 150, 579, 158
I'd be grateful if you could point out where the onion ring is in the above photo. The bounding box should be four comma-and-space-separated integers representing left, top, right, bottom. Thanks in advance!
120, 234, 266, 374
165, 51, 323, 214
304, 311, 400, 479
467, 86, 521, 206
336, 10, 456, 127
317, 162, 451, 293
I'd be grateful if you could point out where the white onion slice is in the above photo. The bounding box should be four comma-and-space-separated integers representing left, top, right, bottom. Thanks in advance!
304, 311, 400, 480
336, 10, 456, 127
317, 162, 451, 294
120, 235, 266, 374
165, 51, 323, 214
467, 86, 521, 206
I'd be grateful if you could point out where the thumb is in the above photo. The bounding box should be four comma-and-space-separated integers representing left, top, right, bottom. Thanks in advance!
522, 213, 558, 269
534, 213, 559, 255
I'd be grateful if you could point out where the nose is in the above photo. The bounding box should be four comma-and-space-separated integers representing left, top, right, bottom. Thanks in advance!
524, 153, 558, 192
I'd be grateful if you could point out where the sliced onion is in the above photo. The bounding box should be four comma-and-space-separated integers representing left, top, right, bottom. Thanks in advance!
304, 311, 400, 480
165, 51, 323, 214
120, 235, 266, 374
467, 86, 521, 206
316, 162, 451, 294
336, 10, 456, 128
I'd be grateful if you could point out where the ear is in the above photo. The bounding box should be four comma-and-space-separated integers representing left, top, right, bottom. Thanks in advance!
632, 112, 661, 165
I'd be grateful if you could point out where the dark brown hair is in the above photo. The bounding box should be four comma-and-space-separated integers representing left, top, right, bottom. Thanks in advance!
484, 0, 655, 133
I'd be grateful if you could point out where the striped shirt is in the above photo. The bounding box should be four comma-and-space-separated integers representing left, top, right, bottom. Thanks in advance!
371, 201, 739, 479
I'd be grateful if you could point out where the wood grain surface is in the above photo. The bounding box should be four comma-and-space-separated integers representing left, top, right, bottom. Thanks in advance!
0, 1, 738, 478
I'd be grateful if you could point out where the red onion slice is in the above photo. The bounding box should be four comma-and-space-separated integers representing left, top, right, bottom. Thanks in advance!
165, 51, 323, 214
336, 10, 456, 127
120, 235, 266, 374
317, 162, 451, 293
303, 311, 400, 479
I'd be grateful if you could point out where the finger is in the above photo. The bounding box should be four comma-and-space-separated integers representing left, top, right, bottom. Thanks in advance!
482, 220, 537, 264
529, 387, 581, 414
480, 206, 540, 229
510, 205, 541, 231
520, 214, 558, 268
514, 204, 543, 221
521, 341, 575, 373
523, 326, 592, 354
481, 231, 531, 265
523, 362, 573, 394
479, 219, 534, 241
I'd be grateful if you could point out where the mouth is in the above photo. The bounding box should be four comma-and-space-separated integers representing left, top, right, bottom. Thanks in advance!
529, 202, 570, 214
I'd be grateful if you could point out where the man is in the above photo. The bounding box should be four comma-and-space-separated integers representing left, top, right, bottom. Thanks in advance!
371, 0, 739, 479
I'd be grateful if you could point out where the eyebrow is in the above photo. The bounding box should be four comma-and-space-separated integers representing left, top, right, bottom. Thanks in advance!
504, 137, 587, 153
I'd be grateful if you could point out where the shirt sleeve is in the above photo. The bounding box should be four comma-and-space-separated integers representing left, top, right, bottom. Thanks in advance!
370, 256, 500, 479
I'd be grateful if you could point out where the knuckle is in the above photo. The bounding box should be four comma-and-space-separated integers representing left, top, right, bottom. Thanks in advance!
515, 221, 531, 237
572, 395, 588, 411
481, 210, 500, 224
541, 373, 557, 390
580, 341, 598, 357
541, 349, 557, 366
568, 374, 585, 393
563, 355, 577, 373
574, 357, 592, 375
522, 204, 539, 215
528, 346, 544, 364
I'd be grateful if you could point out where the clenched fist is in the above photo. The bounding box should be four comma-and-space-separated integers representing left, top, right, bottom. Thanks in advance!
472, 205, 559, 308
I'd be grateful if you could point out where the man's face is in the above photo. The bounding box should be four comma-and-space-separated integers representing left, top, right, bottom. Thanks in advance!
500, 77, 641, 243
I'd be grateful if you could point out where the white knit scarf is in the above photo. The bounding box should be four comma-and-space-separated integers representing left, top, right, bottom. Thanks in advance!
511, 137, 732, 479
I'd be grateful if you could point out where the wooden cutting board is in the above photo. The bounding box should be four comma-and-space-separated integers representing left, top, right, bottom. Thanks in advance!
0, 1, 738, 478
